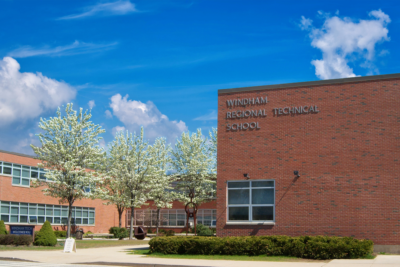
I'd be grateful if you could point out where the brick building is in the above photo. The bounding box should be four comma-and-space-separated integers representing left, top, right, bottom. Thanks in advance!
217, 73, 400, 245
0, 150, 216, 233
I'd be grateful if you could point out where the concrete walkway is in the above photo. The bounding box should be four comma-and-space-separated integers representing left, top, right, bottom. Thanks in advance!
0, 245, 399, 267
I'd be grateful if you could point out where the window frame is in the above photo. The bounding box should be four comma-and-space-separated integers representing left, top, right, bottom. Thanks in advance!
0, 161, 50, 187
226, 180, 275, 224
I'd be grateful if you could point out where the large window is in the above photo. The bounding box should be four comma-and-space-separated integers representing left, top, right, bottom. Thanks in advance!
227, 180, 275, 222
0, 161, 49, 187
0, 201, 95, 225
196, 209, 217, 226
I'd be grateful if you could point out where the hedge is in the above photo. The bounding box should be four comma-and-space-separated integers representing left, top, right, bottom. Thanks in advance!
109, 227, 128, 239
54, 230, 67, 238
34, 221, 57, 246
149, 235, 373, 260
0, 235, 32, 246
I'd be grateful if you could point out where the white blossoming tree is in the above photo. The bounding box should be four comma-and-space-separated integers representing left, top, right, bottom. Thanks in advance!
148, 137, 175, 235
107, 128, 159, 239
171, 129, 216, 207
31, 104, 106, 238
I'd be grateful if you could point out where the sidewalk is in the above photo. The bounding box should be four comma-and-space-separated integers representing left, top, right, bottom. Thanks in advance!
0, 245, 399, 267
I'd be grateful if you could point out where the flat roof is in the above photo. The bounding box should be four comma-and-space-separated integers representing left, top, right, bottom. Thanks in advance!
218, 73, 400, 95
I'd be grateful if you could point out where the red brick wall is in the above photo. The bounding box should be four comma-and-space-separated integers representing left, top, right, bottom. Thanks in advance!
217, 78, 400, 245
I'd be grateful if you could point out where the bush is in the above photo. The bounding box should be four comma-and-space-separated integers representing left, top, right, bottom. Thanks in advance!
196, 224, 213, 236
166, 230, 175, 236
34, 221, 57, 246
54, 230, 67, 238
149, 235, 373, 260
0, 220, 7, 235
0, 235, 32, 246
109, 227, 128, 239
147, 229, 153, 234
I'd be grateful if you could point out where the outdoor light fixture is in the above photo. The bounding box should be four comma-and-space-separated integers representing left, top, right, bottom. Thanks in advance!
294, 171, 300, 177
243, 173, 250, 179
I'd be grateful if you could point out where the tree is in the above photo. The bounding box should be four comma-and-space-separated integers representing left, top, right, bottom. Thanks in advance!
106, 128, 158, 239
171, 129, 216, 206
148, 137, 175, 235
31, 104, 105, 238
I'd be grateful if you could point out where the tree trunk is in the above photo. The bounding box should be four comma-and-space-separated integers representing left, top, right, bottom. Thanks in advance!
156, 208, 160, 236
129, 206, 134, 240
117, 206, 124, 228
67, 201, 73, 238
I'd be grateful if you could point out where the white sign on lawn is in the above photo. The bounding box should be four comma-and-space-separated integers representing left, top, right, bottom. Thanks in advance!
63, 238, 76, 253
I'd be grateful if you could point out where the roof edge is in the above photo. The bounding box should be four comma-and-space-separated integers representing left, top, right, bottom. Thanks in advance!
0, 149, 37, 159
218, 73, 400, 94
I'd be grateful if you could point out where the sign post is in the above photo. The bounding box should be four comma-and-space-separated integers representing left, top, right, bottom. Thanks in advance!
63, 238, 76, 253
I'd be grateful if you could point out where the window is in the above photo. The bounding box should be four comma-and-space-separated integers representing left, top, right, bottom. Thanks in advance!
0, 201, 95, 225
0, 161, 49, 186
196, 209, 216, 227
227, 180, 275, 222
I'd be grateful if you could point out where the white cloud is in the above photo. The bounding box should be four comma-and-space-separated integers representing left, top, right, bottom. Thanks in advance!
88, 100, 96, 109
301, 10, 391, 79
58, 0, 137, 20
193, 110, 217, 121
109, 94, 188, 142
105, 110, 113, 118
0, 57, 76, 127
299, 16, 313, 30
8, 40, 118, 58
112, 126, 126, 136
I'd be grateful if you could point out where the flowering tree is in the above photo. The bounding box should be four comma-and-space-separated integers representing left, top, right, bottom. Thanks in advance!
171, 129, 216, 206
148, 137, 175, 235
31, 104, 105, 238
106, 128, 158, 239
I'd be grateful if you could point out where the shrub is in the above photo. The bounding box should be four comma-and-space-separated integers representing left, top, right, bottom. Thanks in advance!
166, 230, 175, 236
54, 230, 67, 238
109, 227, 128, 239
0, 220, 7, 235
34, 221, 57, 246
147, 228, 153, 234
0, 234, 17, 245
149, 235, 373, 260
0, 235, 32, 246
196, 224, 213, 236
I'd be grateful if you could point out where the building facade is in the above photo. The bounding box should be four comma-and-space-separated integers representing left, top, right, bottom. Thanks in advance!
217, 73, 400, 245
0, 150, 216, 233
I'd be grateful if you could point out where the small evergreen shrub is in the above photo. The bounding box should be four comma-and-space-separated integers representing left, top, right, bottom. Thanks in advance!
0, 235, 32, 246
109, 227, 128, 239
0, 220, 7, 235
54, 230, 67, 238
149, 235, 373, 260
147, 229, 153, 234
34, 221, 57, 246
166, 230, 175, 236
196, 224, 213, 236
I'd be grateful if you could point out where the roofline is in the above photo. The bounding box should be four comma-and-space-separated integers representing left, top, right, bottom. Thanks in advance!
0, 149, 37, 159
218, 73, 400, 95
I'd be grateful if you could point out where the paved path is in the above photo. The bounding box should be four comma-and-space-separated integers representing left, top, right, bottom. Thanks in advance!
0, 245, 399, 267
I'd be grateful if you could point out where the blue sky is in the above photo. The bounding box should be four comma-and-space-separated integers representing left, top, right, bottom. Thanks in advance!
0, 0, 399, 154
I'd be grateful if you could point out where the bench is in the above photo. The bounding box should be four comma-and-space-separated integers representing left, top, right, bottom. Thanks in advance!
85, 233, 114, 239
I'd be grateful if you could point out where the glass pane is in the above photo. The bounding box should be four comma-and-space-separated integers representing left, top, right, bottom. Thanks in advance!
29, 216, 37, 223
39, 173, 46, 180
228, 207, 249, 221
31, 167, 38, 170
54, 217, 61, 224
83, 218, 88, 224
228, 189, 249, 204
11, 207, 18, 214
0, 166, 2, 173
169, 214, 176, 226
3, 163, 12, 166
61, 218, 68, 224
13, 169, 21, 176
1, 215, 9, 222
22, 165, 30, 170
89, 218, 94, 224
252, 181, 274, 187
11, 215, 18, 222
20, 206, 28, 214
76, 209, 82, 217
252, 189, 274, 204
1, 206, 9, 213
38, 217, 45, 223
54, 209, 61, 216
46, 217, 53, 223
38, 208, 45, 216
31, 171, 38, 179
22, 170, 30, 178
89, 212, 95, 218
75, 218, 82, 224
12, 177, 20, 184
252, 206, 274, 221
62, 210, 68, 216
82, 209, 88, 217
22, 178, 30, 186
13, 164, 21, 168
20, 215, 28, 223
29, 207, 37, 215
46, 207, 53, 216
228, 181, 249, 188
3, 167, 12, 175
177, 220, 185, 226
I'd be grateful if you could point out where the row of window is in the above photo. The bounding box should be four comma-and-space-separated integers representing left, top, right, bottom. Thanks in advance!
0, 201, 95, 225
126, 209, 217, 227
0, 161, 49, 187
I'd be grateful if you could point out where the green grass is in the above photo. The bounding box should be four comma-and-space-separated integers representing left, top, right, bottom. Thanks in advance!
130, 249, 329, 262
0, 239, 149, 251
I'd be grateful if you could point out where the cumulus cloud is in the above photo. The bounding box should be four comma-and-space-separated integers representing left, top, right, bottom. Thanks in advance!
105, 110, 113, 118
301, 10, 391, 79
112, 126, 126, 136
58, 0, 137, 20
0, 57, 76, 127
193, 110, 217, 121
8, 40, 118, 58
109, 94, 188, 142
88, 100, 96, 109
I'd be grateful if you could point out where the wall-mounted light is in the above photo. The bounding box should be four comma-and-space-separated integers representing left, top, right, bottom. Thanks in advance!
294, 171, 300, 177
243, 173, 250, 180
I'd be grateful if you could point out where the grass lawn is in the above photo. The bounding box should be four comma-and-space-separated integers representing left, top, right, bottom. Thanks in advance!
0, 239, 149, 251
130, 249, 331, 262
